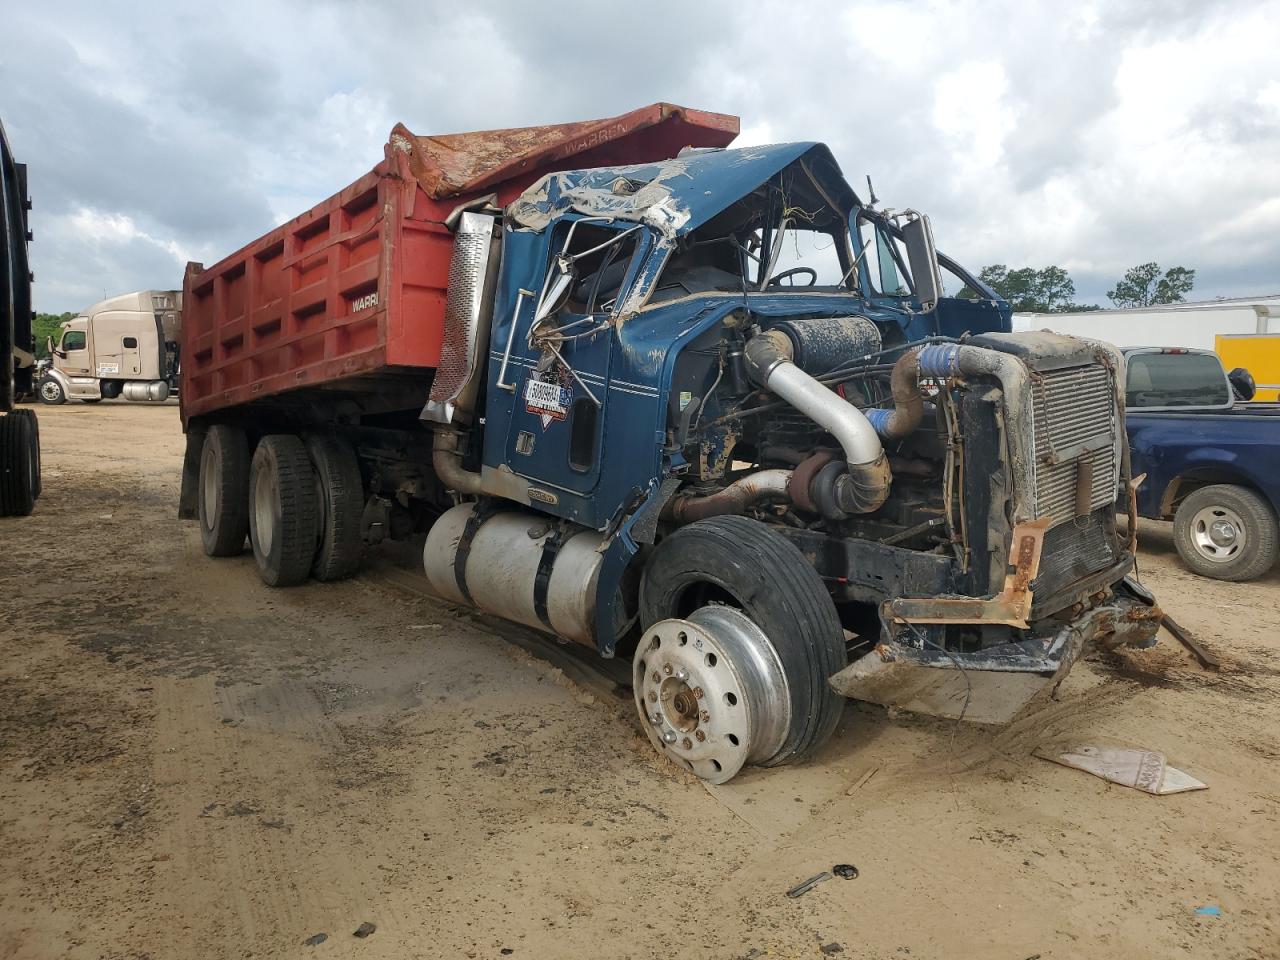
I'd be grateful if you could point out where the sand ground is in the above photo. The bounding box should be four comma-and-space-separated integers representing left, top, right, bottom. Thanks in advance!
1, 400, 1276, 959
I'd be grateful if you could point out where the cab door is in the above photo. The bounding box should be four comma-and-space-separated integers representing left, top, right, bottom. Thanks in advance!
57, 320, 92, 375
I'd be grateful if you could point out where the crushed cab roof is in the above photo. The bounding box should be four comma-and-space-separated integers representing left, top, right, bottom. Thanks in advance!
507, 142, 860, 239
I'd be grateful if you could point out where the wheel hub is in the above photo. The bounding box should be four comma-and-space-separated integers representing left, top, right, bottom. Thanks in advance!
632, 605, 790, 784
1191, 504, 1246, 561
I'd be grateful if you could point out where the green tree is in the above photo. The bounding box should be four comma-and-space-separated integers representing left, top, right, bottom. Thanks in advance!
964, 264, 1096, 312
1107, 263, 1196, 308
32, 312, 74, 359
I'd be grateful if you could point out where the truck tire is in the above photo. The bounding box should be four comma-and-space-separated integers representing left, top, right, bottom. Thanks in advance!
1174, 484, 1278, 582
38, 377, 65, 405
249, 434, 319, 587
11, 409, 41, 499
198, 424, 250, 557
0, 413, 38, 516
638, 515, 846, 771
305, 435, 364, 581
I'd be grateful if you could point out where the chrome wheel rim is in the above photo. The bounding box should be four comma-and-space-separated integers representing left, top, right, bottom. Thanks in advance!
1190, 504, 1246, 563
633, 605, 790, 784
39, 381, 60, 402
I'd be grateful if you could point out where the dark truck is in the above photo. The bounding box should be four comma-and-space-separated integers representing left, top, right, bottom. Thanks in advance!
0, 117, 41, 517
180, 105, 1161, 783
1126, 346, 1280, 581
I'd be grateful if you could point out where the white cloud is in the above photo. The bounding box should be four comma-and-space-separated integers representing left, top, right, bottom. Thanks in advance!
4, 0, 1279, 311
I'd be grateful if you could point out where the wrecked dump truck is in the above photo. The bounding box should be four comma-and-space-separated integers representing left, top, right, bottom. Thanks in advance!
179, 103, 1160, 782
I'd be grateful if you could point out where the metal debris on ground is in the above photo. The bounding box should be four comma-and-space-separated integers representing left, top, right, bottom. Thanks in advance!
785, 871, 832, 898
1162, 615, 1221, 672
844, 766, 879, 794
820, 944, 844, 955
353, 921, 376, 938
832, 863, 859, 880
1034, 745, 1207, 795
302, 933, 327, 946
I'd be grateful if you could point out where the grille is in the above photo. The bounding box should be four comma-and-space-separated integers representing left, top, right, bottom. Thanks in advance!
1033, 507, 1117, 607
1030, 363, 1119, 527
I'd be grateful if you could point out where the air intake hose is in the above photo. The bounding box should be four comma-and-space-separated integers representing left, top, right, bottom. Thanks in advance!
865, 347, 924, 440
744, 330, 891, 515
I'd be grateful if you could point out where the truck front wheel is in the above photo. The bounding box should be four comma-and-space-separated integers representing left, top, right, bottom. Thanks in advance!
636, 516, 846, 782
37, 377, 65, 405
305, 435, 364, 581
1174, 484, 1278, 581
198, 424, 250, 556
249, 434, 319, 587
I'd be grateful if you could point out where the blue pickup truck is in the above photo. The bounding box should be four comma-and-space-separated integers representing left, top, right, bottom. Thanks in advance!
1125, 347, 1280, 581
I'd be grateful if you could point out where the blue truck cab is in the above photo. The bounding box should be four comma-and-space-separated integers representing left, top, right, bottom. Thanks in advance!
1125, 346, 1280, 581
413, 142, 1160, 781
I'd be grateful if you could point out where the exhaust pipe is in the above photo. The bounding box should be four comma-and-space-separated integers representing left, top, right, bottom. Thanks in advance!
432, 430, 483, 496
666, 469, 793, 523
744, 330, 891, 514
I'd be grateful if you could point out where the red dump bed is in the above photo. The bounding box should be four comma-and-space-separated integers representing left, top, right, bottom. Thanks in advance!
180, 104, 739, 422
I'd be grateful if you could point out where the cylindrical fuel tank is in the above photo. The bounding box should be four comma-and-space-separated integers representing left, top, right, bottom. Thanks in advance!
423, 503, 604, 647
122, 380, 170, 401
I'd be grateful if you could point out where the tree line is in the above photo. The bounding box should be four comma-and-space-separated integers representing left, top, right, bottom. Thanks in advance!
960, 262, 1196, 312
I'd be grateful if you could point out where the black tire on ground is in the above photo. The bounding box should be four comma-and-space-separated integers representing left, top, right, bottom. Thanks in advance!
304, 435, 365, 581
11, 409, 40, 499
198, 424, 250, 557
0, 413, 38, 516
1173, 484, 1278, 582
37, 377, 65, 405
639, 515, 846, 767
249, 434, 319, 587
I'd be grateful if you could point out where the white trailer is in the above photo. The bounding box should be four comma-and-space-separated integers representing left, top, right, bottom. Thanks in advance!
1013, 295, 1280, 352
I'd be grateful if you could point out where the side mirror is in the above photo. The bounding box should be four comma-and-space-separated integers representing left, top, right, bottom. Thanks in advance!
1228, 366, 1256, 401
901, 212, 942, 312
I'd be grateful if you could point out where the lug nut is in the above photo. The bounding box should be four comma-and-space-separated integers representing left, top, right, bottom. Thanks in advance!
681, 737, 692, 750
651, 671, 661, 683
675, 668, 688, 681
647, 691, 657, 702
663, 664, 673, 676
650, 713, 663, 725
700, 710, 710, 722
695, 730, 706, 742
693, 687, 704, 700
662, 730, 677, 744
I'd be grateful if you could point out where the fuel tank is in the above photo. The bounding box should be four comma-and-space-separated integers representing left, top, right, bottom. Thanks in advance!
422, 502, 604, 646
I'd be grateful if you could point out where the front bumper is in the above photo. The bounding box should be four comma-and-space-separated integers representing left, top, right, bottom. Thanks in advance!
828, 579, 1161, 724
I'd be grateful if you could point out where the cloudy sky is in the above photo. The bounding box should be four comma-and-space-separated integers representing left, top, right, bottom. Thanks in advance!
3, 0, 1278, 312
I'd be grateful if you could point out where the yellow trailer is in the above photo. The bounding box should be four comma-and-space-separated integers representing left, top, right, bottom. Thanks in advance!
1216, 334, 1280, 401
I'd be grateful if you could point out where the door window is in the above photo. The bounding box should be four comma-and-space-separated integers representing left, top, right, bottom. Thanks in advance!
62, 330, 87, 351
123, 336, 138, 349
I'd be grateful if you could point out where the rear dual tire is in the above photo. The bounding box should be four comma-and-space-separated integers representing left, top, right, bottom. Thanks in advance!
197, 425, 364, 586
249, 435, 319, 587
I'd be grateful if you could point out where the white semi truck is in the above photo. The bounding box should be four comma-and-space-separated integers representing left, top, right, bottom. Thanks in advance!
38, 289, 181, 404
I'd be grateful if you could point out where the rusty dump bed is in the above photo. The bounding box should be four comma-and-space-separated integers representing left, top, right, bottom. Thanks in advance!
180, 103, 739, 423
